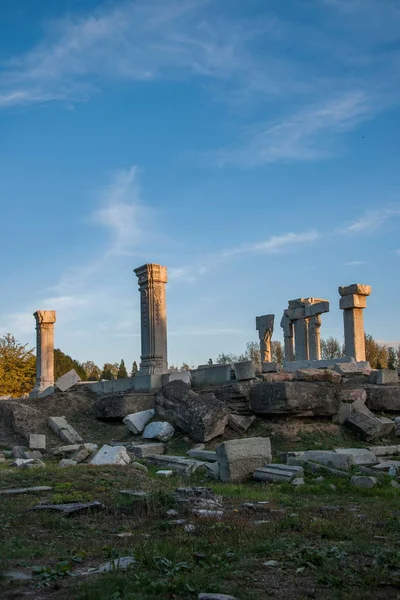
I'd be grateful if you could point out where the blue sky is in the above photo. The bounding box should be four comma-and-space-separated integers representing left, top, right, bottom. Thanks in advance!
1, 0, 399, 369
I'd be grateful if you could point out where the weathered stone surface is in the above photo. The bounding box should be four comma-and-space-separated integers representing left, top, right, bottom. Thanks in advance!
261, 373, 294, 383
155, 381, 228, 442
376, 370, 399, 385
162, 371, 191, 386
368, 445, 400, 456
365, 385, 400, 411
228, 414, 256, 435
55, 369, 81, 392
94, 393, 155, 420
350, 476, 378, 488
144, 454, 203, 475
29, 434, 46, 450
212, 381, 255, 415
0, 401, 43, 446
31, 310, 56, 395
334, 448, 377, 465
395, 417, 400, 437
0, 486, 52, 495
299, 451, 353, 470
52, 444, 81, 455
30, 501, 104, 515
339, 284, 372, 297
339, 388, 367, 403
130, 443, 165, 457
333, 402, 352, 425
58, 459, 77, 468
233, 360, 255, 381
216, 437, 272, 483
205, 461, 220, 480
372, 460, 400, 472
283, 357, 354, 372
261, 362, 282, 373
187, 449, 218, 462
198, 594, 239, 600
173, 487, 222, 510
347, 410, 395, 441
142, 421, 175, 442
156, 470, 173, 478
191, 365, 232, 386
294, 369, 341, 384
250, 381, 340, 416
71, 447, 91, 464
333, 363, 370, 377
48, 416, 83, 444
12, 458, 45, 469
90, 444, 131, 466
123, 409, 155, 434
12, 445, 28, 458
253, 464, 303, 483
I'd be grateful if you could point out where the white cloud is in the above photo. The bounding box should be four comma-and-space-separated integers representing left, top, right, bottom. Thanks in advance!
344, 260, 367, 266
222, 230, 320, 257
342, 208, 400, 234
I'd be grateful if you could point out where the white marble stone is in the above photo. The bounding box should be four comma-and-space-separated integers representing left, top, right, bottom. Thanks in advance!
123, 409, 155, 434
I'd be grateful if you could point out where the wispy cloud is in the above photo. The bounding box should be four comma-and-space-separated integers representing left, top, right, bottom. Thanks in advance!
221, 230, 320, 257
342, 208, 400, 234
344, 260, 367, 266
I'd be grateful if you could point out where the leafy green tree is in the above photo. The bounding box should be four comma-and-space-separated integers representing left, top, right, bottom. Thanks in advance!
271, 341, 284, 364
387, 347, 397, 370
54, 348, 86, 380
245, 341, 261, 365
117, 359, 128, 379
365, 334, 388, 369
215, 352, 238, 364
100, 362, 118, 380
131, 361, 138, 377
0, 333, 36, 397
321, 337, 343, 360
82, 361, 101, 381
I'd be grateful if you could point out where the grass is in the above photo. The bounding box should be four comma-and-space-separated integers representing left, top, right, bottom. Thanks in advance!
1, 420, 400, 599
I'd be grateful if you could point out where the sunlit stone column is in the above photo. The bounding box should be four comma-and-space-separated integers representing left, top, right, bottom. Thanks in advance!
256, 314, 275, 362
339, 284, 372, 361
32, 310, 56, 393
280, 312, 294, 362
134, 263, 168, 374
308, 315, 322, 360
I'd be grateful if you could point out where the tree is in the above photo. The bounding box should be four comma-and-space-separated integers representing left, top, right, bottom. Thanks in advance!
216, 352, 238, 364
321, 337, 343, 360
180, 363, 191, 371
82, 361, 101, 381
131, 361, 138, 377
365, 334, 389, 369
271, 341, 284, 364
0, 333, 36, 397
100, 362, 118, 380
54, 348, 86, 381
117, 359, 128, 379
246, 341, 261, 365
387, 347, 398, 370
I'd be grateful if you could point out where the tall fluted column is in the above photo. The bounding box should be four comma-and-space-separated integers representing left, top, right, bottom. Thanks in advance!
134, 263, 168, 374
33, 310, 56, 393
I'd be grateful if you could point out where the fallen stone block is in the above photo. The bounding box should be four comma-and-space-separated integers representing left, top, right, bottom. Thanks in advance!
376, 369, 399, 385
391, 480, 400, 489
123, 409, 155, 434
12, 445, 28, 459
156, 381, 228, 442
29, 434, 46, 450
298, 451, 353, 470
130, 443, 165, 458
365, 385, 400, 412
261, 362, 282, 373
55, 369, 81, 392
292, 478, 305, 486
12, 458, 45, 469
339, 388, 367, 403
156, 470, 174, 478
162, 371, 191, 386
0, 486, 52, 495
144, 454, 203, 475
187, 449, 218, 462
142, 421, 175, 442
0, 401, 44, 446
228, 414, 255, 435
250, 381, 340, 416
216, 437, 272, 483
71, 447, 92, 464
347, 410, 395, 442
233, 360, 255, 381
261, 373, 294, 382
192, 364, 232, 386
333, 402, 353, 425
287, 457, 350, 478
198, 593, 239, 600
334, 448, 377, 466
372, 460, 400, 472
368, 445, 400, 456
212, 381, 255, 415
173, 487, 222, 510
52, 444, 81, 455
350, 476, 378, 488
131, 462, 148, 473
333, 363, 371, 377
294, 369, 341, 384
48, 416, 83, 444
192, 509, 224, 518
253, 464, 303, 483
58, 459, 77, 468
205, 462, 220, 480
94, 392, 155, 420
283, 357, 355, 373
90, 444, 131, 466
30, 501, 104, 515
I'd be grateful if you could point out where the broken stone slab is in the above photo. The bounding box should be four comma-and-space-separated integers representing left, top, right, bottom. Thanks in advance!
228, 414, 256, 435
71, 447, 92, 464
347, 410, 395, 442
395, 417, 400, 437
287, 457, 350, 478
294, 369, 341, 384
292, 478, 305, 486
155, 381, 229, 442
372, 460, 400, 472
253, 464, 304, 483
144, 454, 204, 475
333, 402, 353, 425
142, 421, 175, 442
293, 451, 353, 470
350, 476, 378, 488
123, 409, 155, 434
131, 462, 148, 473
334, 448, 377, 466
52, 444, 81, 455
90, 444, 131, 466
365, 385, 400, 412
261, 373, 294, 382
0, 570, 33, 581
48, 416, 83, 444
0, 400, 44, 446
29, 434, 46, 450
94, 392, 155, 420
198, 594, 239, 600
187, 449, 218, 462
261, 362, 282, 373
205, 462, 220, 480
192, 509, 224, 518
12, 445, 28, 458
81, 556, 136, 575
233, 360, 256, 381
339, 389, 367, 403
251, 381, 340, 416
368, 445, 400, 456
12, 458, 45, 469
216, 437, 272, 483
55, 369, 81, 392
191, 364, 232, 386
162, 370, 192, 387
156, 470, 174, 478
376, 369, 399, 385
130, 443, 165, 458
283, 357, 355, 372
58, 459, 77, 468
212, 380, 255, 415
173, 487, 222, 510
0, 486, 52, 495
333, 363, 371, 377
30, 501, 104, 515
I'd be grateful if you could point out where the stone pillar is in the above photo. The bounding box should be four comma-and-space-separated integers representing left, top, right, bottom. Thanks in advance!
134, 263, 168, 374
280, 313, 294, 361
293, 317, 309, 360
308, 315, 322, 360
32, 310, 56, 393
339, 283, 371, 361
256, 315, 274, 362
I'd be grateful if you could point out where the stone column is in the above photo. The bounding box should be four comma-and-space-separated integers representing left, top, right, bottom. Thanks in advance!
308, 315, 322, 360
339, 284, 371, 361
134, 263, 168, 374
32, 310, 56, 393
280, 313, 294, 361
293, 316, 309, 360
256, 314, 274, 362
